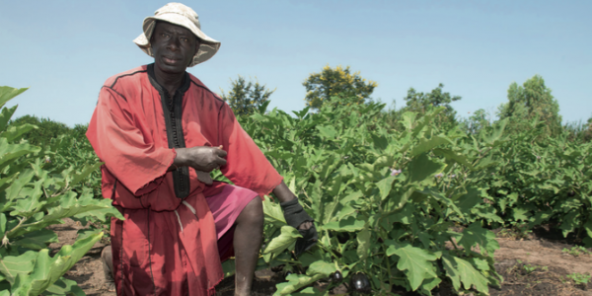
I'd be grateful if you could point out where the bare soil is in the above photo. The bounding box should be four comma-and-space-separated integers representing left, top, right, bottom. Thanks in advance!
50, 219, 592, 295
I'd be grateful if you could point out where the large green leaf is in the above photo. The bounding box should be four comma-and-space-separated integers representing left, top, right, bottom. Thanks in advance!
262, 197, 287, 227
356, 227, 371, 261
0, 87, 28, 109
9, 232, 103, 296
1, 124, 37, 142
305, 260, 336, 277
409, 135, 452, 157
0, 139, 41, 171
407, 153, 444, 184
386, 242, 440, 291
263, 226, 301, 256
320, 216, 365, 232
442, 254, 489, 293
457, 223, 500, 256
274, 273, 326, 296
0, 251, 37, 284
0, 105, 18, 133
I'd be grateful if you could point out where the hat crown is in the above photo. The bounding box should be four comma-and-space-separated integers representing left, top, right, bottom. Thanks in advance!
155, 3, 200, 29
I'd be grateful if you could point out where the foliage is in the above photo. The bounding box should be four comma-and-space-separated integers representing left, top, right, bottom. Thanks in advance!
460, 109, 491, 135
0, 86, 122, 296
226, 100, 503, 295
562, 246, 591, 257
303, 65, 378, 110
220, 75, 275, 116
566, 272, 591, 286
498, 75, 562, 137
8, 115, 71, 146
400, 83, 461, 131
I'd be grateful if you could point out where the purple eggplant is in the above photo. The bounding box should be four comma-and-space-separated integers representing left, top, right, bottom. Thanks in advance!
331, 271, 343, 282
350, 273, 371, 294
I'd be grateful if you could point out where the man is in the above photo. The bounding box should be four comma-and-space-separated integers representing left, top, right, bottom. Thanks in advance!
87, 3, 316, 295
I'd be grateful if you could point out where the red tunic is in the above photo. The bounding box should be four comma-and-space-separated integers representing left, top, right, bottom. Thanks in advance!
86, 64, 283, 295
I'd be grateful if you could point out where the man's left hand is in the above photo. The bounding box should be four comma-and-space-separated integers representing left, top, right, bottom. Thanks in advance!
295, 221, 317, 257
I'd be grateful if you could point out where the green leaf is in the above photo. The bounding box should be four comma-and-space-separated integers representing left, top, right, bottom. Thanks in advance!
0, 250, 37, 284
1, 124, 37, 142
0, 139, 41, 172
0, 86, 28, 109
376, 175, 396, 201
44, 277, 85, 296
433, 148, 472, 168
0, 105, 18, 133
11, 229, 58, 250
409, 135, 452, 157
442, 254, 490, 293
386, 242, 440, 291
457, 223, 500, 255
0, 213, 6, 237
320, 216, 365, 232
356, 227, 371, 261
407, 153, 444, 184
316, 125, 337, 140
263, 226, 302, 256
263, 197, 287, 227
10, 232, 103, 296
222, 259, 236, 277
306, 260, 336, 277
274, 273, 326, 296
69, 162, 103, 187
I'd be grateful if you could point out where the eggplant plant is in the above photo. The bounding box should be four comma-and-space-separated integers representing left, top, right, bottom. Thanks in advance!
0, 86, 123, 296
227, 101, 504, 295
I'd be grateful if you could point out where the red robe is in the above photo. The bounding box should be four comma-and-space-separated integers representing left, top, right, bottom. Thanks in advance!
86, 64, 283, 295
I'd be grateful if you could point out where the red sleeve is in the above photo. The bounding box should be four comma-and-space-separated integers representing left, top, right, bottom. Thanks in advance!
217, 103, 283, 196
86, 87, 176, 196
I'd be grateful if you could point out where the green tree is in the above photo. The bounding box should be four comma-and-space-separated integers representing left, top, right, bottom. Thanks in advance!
497, 75, 562, 136
400, 83, 461, 130
220, 76, 275, 117
303, 65, 378, 110
460, 109, 491, 135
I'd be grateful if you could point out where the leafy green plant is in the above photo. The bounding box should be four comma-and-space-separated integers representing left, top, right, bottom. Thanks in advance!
567, 272, 591, 286
562, 246, 591, 257
0, 86, 123, 296
226, 100, 503, 295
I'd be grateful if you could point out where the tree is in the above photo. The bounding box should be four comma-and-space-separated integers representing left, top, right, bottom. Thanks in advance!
220, 76, 275, 116
401, 83, 462, 130
303, 65, 378, 110
460, 109, 491, 135
497, 75, 562, 136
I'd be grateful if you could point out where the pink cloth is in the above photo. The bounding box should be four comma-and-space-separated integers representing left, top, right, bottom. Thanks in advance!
206, 183, 259, 260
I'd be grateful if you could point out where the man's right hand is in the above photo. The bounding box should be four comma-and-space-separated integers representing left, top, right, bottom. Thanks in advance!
172, 145, 227, 172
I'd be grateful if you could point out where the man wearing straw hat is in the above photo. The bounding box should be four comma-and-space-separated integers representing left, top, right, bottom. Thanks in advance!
87, 3, 316, 295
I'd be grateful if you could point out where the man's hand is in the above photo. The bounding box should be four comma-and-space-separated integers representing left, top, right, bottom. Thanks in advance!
279, 197, 318, 257
173, 145, 227, 172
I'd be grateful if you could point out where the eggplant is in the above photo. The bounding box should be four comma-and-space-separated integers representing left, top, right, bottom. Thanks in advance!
350, 273, 371, 294
331, 271, 343, 282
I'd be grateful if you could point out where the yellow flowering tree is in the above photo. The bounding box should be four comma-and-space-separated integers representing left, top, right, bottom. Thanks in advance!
303, 65, 378, 110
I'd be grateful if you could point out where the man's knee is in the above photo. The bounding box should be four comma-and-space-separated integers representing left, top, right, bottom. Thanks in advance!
238, 196, 263, 225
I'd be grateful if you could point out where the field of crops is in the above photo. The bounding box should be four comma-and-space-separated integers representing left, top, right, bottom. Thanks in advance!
1, 84, 591, 296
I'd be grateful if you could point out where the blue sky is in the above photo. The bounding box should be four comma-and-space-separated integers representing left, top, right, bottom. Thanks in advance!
1, 1, 590, 127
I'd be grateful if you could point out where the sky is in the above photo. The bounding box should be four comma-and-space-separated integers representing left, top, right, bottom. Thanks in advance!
1, 0, 590, 127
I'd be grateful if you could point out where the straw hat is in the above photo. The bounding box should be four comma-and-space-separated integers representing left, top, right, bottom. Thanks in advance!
133, 3, 221, 67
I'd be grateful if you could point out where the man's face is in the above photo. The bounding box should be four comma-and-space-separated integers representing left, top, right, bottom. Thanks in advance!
151, 21, 200, 74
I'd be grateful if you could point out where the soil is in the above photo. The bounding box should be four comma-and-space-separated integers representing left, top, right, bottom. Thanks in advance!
49, 219, 592, 295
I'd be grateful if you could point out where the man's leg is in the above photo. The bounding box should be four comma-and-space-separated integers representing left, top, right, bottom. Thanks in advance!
233, 196, 263, 296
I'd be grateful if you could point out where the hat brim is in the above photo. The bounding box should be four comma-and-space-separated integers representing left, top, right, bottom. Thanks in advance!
133, 14, 220, 67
